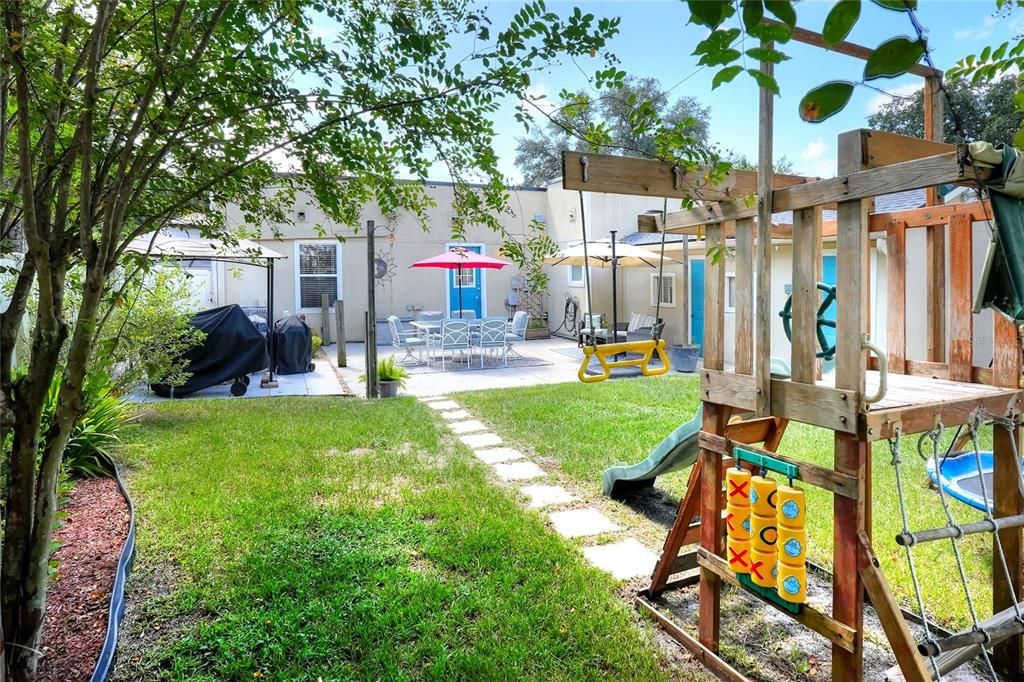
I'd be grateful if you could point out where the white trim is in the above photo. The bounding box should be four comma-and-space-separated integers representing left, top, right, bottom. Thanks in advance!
444, 242, 487, 318
650, 272, 676, 308
567, 264, 584, 288
294, 239, 343, 312
725, 273, 736, 313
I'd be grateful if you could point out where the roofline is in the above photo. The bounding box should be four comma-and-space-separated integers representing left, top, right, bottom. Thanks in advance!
268, 172, 546, 193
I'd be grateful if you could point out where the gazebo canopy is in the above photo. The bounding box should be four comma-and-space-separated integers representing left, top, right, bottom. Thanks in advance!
125, 232, 285, 264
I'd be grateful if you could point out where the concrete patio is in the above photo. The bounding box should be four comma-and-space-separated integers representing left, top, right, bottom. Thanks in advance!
325, 336, 607, 397
127, 359, 349, 402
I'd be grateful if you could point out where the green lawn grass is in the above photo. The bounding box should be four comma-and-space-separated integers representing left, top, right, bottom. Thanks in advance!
457, 375, 998, 631
117, 397, 687, 681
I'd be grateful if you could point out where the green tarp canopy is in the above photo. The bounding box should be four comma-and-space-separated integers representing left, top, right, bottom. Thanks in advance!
972, 142, 1024, 322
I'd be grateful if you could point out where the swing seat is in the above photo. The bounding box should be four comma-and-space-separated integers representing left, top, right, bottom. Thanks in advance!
577, 339, 670, 383
924, 450, 1024, 513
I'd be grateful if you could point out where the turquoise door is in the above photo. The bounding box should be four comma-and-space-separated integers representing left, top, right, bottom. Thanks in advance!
690, 259, 704, 348
821, 255, 837, 354
448, 244, 483, 317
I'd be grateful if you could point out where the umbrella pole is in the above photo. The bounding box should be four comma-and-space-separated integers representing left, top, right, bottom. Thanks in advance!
610, 230, 619, 348
262, 257, 278, 388
457, 264, 464, 318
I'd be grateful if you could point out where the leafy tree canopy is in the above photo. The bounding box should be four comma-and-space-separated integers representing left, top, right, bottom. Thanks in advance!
514, 77, 711, 185
868, 75, 1024, 145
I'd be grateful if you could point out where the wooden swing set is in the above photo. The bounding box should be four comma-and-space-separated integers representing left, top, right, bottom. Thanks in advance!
562, 26, 1024, 682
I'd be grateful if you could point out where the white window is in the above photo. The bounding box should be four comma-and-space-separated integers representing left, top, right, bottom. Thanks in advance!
650, 273, 676, 308
568, 264, 584, 287
295, 240, 342, 310
454, 268, 475, 288
726, 273, 736, 312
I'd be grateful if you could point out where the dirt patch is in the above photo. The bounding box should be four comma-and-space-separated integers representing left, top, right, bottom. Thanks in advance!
108, 559, 211, 681
38, 477, 130, 682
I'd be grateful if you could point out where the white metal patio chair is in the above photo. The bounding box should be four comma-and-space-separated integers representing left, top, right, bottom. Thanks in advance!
477, 317, 509, 367
436, 319, 472, 370
388, 315, 426, 365
505, 311, 529, 359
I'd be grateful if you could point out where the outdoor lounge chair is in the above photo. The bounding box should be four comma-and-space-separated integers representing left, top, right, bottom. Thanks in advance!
388, 315, 426, 365
478, 317, 509, 367
505, 311, 529, 358
436, 318, 472, 370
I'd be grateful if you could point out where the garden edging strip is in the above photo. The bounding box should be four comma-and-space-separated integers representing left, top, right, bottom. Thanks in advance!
89, 460, 136, 682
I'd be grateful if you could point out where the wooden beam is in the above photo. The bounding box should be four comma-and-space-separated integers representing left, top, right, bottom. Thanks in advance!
886, 222, 907, 375
771, 380, 858, 434
649, 459, 704, 596
635, 596, 750, 682
726, 416, 777, 444
859, 129, 954, 170
924, 76, 945, 206
869, 201, 991, 233
948, 214, 973, 382
698, 404, 729, 653
993, 418, 1024, 675
926, 223, 946, 364
768, 21, 942, 79
791, 207, 819, 384
734, 219, 754, 375
772, 150, 991, 214
561, 150, 817, 201
755, 44, 774, 418
833, 433, 871, 680
835, 130, 869, 399
857, 533, 931, 682
704, 224, 725, 369
861, 389, 1022, 441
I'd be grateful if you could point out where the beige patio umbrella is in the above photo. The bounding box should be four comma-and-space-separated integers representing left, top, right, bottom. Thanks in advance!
545, 235, 679, 341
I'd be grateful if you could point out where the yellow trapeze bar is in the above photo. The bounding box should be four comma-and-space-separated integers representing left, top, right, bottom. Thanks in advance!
577, 339, 671, 383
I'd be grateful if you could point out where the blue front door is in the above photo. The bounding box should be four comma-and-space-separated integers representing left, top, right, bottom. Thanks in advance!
690, 259, 704, 348
448, 244, 483, 317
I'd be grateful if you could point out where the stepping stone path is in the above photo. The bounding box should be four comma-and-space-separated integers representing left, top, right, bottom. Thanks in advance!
548, 507, 621, 538
474, 447, 525, 464
429, 395, 659, 583
448, 420, 487, 434
520, 484, 574, 508
459, 432, 502, 449
582, 539, 658, 580
493, 461, 546, 481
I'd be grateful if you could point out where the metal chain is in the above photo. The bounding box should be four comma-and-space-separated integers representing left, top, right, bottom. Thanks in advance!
889, 430, 944, 680
926, 423, 999, 680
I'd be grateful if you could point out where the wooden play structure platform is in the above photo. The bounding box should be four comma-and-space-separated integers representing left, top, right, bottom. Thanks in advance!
559, 33, 1024, 678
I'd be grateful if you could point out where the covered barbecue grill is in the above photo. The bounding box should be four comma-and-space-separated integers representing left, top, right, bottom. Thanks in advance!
271, 314, 315, 375
150, 304, 269, 397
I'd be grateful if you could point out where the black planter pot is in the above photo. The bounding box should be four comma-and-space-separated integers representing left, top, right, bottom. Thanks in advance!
668, 344, 701, 373
378, 380, 400, 398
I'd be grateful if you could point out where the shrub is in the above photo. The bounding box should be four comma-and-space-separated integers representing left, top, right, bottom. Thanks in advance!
359, 356, 409, 389
311, 334, 323, 355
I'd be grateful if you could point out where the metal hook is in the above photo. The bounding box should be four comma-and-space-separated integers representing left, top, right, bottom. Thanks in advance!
580, 155, 590, 183
672, 165, 681, 191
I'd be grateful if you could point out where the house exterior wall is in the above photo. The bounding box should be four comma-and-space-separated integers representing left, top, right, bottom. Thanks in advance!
220, 183, 548, 340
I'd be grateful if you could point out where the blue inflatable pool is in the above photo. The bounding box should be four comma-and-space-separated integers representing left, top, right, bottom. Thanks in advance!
926, 451, 1001, 512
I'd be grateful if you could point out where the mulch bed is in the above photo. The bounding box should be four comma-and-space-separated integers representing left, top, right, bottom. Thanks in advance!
38, 477, 130, 682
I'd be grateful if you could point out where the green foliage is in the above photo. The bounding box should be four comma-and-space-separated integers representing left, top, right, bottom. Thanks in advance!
800, 81, 856, 123
40, 372, 132, 478
514, 76, 713, 185
500, 218, 558, 296
822, 0, 860, 46
311, 334, 323, 356
867, 75, 1024, 144
864, 37, 925, 80
360, 356, 409, 389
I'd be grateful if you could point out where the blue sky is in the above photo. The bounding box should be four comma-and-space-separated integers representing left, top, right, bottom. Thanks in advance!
468, 0, 1020, 182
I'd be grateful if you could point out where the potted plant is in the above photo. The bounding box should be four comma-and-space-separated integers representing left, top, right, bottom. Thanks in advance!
668, 342, 701, 373
359, 356, 409, 397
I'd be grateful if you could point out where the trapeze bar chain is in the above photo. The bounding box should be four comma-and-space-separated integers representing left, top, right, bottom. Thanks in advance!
896, 513, 1024, 547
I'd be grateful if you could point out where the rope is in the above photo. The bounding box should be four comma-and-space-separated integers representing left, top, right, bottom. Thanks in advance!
889, 430, 944, 680
579, 190, 597, 347
926, 422, 999, 680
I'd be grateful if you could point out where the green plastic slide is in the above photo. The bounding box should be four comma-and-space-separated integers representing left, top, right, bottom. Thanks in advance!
602, 406, 704, 497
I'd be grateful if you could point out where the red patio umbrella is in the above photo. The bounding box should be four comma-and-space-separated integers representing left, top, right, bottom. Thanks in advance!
410, 247, 510, 318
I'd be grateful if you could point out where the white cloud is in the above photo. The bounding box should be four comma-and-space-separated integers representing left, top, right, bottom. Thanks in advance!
954, 15, 998, 40
800, 138, 827, 162
866, 83, 922, 115
521, 82, 557, 116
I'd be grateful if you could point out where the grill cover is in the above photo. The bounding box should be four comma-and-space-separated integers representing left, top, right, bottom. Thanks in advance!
272, 314, 314, 375
150, 304, 269, 397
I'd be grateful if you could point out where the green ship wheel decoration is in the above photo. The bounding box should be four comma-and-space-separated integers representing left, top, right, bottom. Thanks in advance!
779, 282, 837, 361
